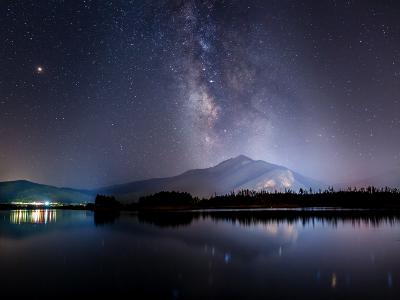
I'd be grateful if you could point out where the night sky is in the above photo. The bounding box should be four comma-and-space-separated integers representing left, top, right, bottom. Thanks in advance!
1, 0, 400, 188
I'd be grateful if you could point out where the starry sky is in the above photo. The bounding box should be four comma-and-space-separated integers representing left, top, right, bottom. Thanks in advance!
1, 0, 400, 188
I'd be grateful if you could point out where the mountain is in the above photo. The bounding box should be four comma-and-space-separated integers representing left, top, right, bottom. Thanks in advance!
0, 180, 95, 204
99, 155, 322, 202
0, 156, 323, 204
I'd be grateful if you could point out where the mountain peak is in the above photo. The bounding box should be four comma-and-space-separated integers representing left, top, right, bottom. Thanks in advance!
232, 154, 253, 162
214, 155, 254, 169
99, 155, 323, 200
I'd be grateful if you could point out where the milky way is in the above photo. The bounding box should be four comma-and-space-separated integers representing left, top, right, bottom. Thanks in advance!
1, 0, 400, 188
174, 1, 292, 166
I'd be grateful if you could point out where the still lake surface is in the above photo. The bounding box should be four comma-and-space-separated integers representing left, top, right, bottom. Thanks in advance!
1, 209, 400, 299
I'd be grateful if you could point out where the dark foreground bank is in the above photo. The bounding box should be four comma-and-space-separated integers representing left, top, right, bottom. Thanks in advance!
92, 188, 400, 211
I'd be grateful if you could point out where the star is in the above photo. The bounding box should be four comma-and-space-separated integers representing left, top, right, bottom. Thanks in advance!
36, 66, 44, 73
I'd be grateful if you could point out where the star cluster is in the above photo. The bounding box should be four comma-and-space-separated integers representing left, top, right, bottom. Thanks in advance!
1, 0, 400, 188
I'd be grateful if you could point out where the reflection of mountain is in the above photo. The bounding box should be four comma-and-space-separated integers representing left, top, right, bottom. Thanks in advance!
0, 180, 95, 204
136, 210, 400, 228
102, 212, 400, 266
100, 155, 322, 201
137, 212, 199, 228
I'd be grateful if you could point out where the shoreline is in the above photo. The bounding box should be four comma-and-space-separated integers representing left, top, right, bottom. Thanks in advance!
3, 203, 400, 213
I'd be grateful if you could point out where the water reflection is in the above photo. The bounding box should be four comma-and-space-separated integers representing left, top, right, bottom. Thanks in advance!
331, 273, 337, 288
10, 209, 57, 224
93, 210, 120, 226
137, 210, 400, 228
1, 210, 400, 299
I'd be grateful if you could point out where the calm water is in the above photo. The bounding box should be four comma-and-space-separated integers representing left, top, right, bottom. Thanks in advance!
1, 209, 400, 299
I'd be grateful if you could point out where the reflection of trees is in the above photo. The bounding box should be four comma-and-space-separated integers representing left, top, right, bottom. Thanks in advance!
137, 212, 200, 228
208, 210, 400, 228
94, 210, 120, 226
137, 210, 400, 228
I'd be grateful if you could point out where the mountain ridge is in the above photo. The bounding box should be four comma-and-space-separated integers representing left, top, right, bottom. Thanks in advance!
0, 180, 95, 204
99, 155, 323, 202
0, 155, 323, 204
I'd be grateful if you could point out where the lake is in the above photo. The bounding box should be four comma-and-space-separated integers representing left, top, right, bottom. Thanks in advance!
1, 209, 400, 299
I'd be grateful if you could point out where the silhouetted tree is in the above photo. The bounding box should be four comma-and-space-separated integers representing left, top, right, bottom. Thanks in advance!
94, 194, 121, 209
138, 191, 197, 207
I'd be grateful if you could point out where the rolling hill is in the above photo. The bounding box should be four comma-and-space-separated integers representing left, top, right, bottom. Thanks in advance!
0, 180, 95, 204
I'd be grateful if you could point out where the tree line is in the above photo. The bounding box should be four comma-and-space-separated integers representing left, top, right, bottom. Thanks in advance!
91, 186, 400, 210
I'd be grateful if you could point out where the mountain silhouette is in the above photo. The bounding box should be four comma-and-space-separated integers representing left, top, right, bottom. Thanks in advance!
99, 155, 322, 201
0, 156, 323, 204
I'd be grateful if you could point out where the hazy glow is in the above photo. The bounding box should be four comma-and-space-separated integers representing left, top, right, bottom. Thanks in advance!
11, 201, 57, 206
279, 171, 294, 188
